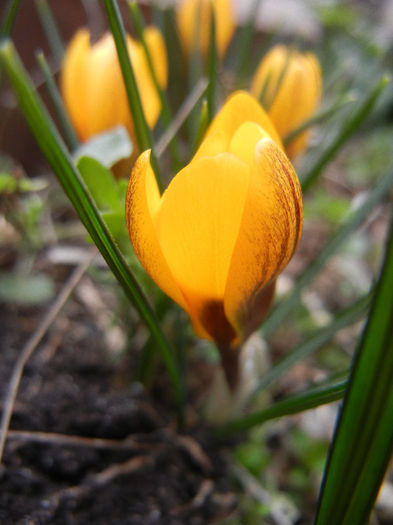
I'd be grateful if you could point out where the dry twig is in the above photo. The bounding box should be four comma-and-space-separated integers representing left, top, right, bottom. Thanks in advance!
0, 247, 97, 464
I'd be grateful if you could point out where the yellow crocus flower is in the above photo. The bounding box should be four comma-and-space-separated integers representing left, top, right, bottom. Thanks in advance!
176, 0, 235, 59
61, 27, 167, 144
251, 45, 322, 159
126, 92, 303, 388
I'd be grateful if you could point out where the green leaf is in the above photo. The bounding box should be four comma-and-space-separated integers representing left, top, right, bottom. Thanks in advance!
127, 1, 182, 172
314, 208, 393, 524
34, 0, 64, 65
283, 92, 356, 148
0, 172, 48, 193
0, 273, 55, 305
0, 172, 17, 192
101, 210, 127, 240
0, 38, 184, 425
35, 50, 79, 151
0, 0, 21, 86
76, 156, 123, 213
103, 0, 163, 191
252, 293, 370, 401
206, 4, 218, 125
0, 0, 21, 37
215, 377, 347, 438
74, 127, 132, 170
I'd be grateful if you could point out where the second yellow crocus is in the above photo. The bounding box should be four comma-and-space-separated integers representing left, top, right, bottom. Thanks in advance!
251, 45, 322, 159
126, 92, 303, 388
61, 26, 167, 145
176, 0, 235, 59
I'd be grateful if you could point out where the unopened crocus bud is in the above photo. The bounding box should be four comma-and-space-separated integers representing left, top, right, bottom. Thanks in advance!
125, 92, 303, 389
61, 27, 167, 146
176, 0, 235, 59
251, 45, 322, 159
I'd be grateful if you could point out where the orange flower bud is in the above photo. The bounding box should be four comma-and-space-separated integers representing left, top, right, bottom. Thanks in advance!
60, 27, 167, 144
251, 45, 322, 159
176, 0, 235, 59
126, 92, 303, 388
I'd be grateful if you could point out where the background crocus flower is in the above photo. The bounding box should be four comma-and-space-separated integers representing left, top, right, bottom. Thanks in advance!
61, 26, 167, 144
126, 92, 303, 389
176, 0, 235, 59
251, 45, 322, 159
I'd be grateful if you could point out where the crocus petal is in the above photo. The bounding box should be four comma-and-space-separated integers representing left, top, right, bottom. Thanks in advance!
155, 154, 250, 344
196, 92, 283, 159
224, 138, 303, 339
60, 28, 90, 140
84, 33, 130, 140
126, 150, 189, 312
251, 45, 322, 159
128, 29, 167, 129
143, 27, 168, 89
61, 27, 167, 146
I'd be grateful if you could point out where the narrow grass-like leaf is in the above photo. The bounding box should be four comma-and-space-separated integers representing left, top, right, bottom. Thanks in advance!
0, 38, 185, 423
253, 293, 370, 402
301, 75, 390, 192
234, 0, 261, 82
283, 92, 355, 147
34, 0, 64, 65
76, 157, 122, 213
206, 5, 218, 126
258, 69, 273, 106
0, 0, 21, 36
315, 207, 393, 525
35, 50, 79, 151
158, 5, 185, 110
155, 77, 208, 159
187, 1, 204, 151
0, 0, 21, 86
264, 47, 292, 111
193, 98, 208, 153
262, 167, 393, 338
127, 1, 182, 172
103, 0, 163, 191
215, 377, 347, 438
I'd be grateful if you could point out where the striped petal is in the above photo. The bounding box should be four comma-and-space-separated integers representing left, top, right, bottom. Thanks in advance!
224, 138, 303, 339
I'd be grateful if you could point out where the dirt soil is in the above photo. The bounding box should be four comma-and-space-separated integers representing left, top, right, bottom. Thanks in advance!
0, 301, 236, 525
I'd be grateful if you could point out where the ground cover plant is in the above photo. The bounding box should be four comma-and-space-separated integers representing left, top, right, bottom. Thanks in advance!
0, 0, 393, 523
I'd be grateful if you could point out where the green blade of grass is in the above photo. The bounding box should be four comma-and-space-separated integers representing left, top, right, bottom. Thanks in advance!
283, 92, 355, 147
315, 206, 393, 525
262, 167, 393, 339
206, 5, 218, 126
0, 38, 184, 423
234, 0, 262, 82
103, 0, 163, 191
127, 1, 182, 172
193, 98, 208, 153
35, 50, 79, 151
1, 0, 21, 36
251, 293, 370, 403
155, 77, 208, 158
301, 75, 390, 192
34, 0, 64, 65
263, 47, 292, 111
0, 0, 21, 86
215, 377, 347, 437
